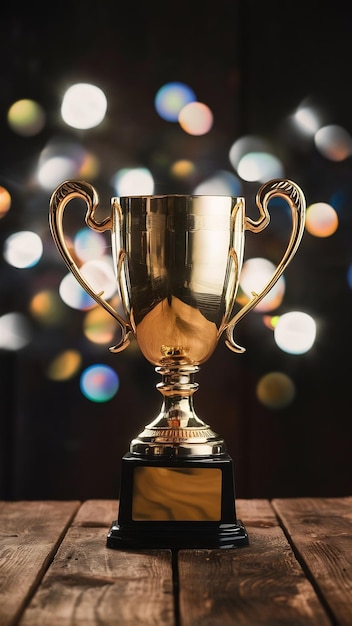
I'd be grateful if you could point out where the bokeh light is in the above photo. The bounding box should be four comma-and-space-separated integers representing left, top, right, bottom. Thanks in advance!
78, 152, 100, 179
239, 258, 285, 312
274, 311, 316, 355
47, 350, 82, 381
61, 83, 107, 129
3, 231, 43, 268
7, 99, 46, 136
73, 228, 107, 262
80, 364, 120, 402
237, 152, 284, 182
59, 258, 116, 311
154, 82, 196, 122
59, 273, 96, 310
0, 186, 11, 218
291, 104, 321, 136
29, 289, 68, 326
178, 101, 213, 136
37, 139, 93, 190
229, 135, 270, 170
80, 258, 117, 298
112, 167, 154, 196
263, 315, 280, 330
193, 170, 242, 195
314, 124, 352, 161
0, 312, 32, 350
305, 202, 339, 237
37, 156, 78, 190
256, 371, 296, 409
83, 306, 118, 344
170, 159, 196, 179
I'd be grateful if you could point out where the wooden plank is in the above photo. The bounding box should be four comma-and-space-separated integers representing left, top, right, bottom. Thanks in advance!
0, 500, 80, 626
20, 500, 175, 626
272, 497, 352, 626
178, 499, 332, 626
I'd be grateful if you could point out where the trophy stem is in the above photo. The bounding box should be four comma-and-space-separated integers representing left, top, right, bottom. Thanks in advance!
130, 365, 226, 457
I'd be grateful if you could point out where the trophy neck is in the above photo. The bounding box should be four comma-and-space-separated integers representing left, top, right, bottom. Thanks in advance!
129, 365, 226, 457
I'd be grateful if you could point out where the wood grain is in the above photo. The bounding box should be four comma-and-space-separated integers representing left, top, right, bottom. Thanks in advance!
0, 500, 80, 626
19, 500, 175, 626
2, 498, 351, 626
178, 499, 332, 626
272, 497, 352, 626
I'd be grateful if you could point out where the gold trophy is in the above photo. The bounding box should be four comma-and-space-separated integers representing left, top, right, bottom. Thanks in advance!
49, 179, 306, 549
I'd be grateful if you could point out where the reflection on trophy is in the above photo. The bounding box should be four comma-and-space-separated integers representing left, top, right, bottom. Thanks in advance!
49, 179, 306, 549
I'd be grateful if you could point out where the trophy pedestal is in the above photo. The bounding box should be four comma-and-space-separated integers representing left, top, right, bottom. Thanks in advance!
107, 453, 248, 550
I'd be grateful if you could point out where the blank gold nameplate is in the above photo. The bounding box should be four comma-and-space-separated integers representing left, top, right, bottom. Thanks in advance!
132, 467, 222, 521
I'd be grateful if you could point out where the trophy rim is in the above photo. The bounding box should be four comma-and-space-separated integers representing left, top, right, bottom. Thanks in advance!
113, 193, 245, 200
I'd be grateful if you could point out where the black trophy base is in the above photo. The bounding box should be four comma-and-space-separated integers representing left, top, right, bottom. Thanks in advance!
107, 519, 248, 550
107, 453, 249, 550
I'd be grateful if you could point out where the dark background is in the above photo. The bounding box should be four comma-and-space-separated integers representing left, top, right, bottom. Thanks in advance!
1, 1, 351, 501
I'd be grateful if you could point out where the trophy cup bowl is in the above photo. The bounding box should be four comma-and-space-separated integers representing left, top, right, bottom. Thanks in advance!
49, 179, 306, 549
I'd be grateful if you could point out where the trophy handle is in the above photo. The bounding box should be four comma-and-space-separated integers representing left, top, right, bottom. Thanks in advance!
225, 178, 306, 353
49, 180, 132, 353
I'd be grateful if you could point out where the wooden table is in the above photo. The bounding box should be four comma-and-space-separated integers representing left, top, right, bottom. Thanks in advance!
0, 498, 351, 625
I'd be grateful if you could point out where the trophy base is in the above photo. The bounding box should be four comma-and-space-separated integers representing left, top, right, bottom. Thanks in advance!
107, 453, 249, 550
107, 519, 248, 550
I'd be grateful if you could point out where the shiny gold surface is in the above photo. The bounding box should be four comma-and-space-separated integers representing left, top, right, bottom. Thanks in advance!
49, 181, 306, 457
132, 467, 222, 521
114, 194, 244, 365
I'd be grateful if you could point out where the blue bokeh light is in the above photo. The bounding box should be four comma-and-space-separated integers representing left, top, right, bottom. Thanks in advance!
154, 82, 196, 122
80, 364, 120, 403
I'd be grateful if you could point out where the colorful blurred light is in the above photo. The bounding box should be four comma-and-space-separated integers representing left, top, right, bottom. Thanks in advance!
178, 101, 213, 136
83, 306, 118, 344
59, 273, 96, 310
0, 186, 11, 218
229, 135, 270, 170
112, 167, 154, 196
3, 231, 43, 268
239, 258, 285, 312
314, 124, 352, 161
7, 99, 46, 136
29, 289, 68, 325
347, 264, 352, 290
37, 156, 77, 190
80, 258, 117, 299
237, 152, 284, 183
170, 160, 196, 179
193, 170, 242, 196
80, 364, 120, 402
154, 82, 196, 122
305, 202, 338, 237
256, 371, 296, 409
73, 228, 107, 262
47, 350, 82, 381
37, 139, 91, 190
78, 152, 100, 178
58, 258, 116, 310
